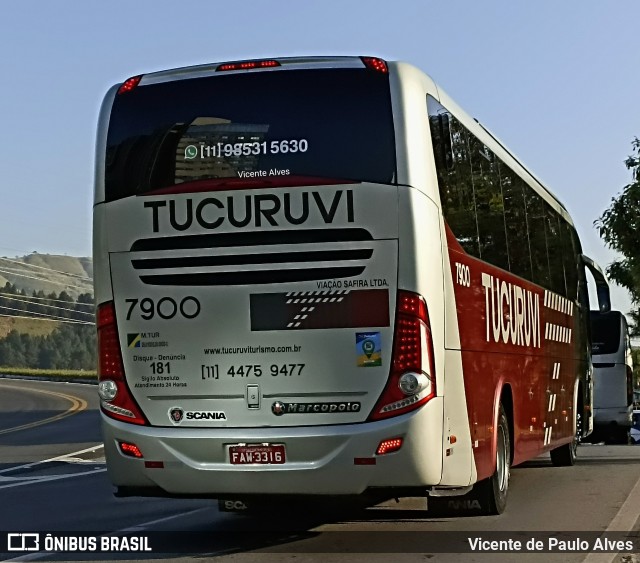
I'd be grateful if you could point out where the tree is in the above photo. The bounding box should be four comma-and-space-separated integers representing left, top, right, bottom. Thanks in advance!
595, 138, 640, 334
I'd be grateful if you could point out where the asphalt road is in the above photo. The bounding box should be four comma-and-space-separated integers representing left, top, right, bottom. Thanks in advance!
0, 378, 639, 563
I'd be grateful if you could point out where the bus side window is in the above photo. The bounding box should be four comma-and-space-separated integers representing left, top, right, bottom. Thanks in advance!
561, 221, 579, 302
469, 137, 509, 271
429, 112, 454, 173
545, 208, 567, 296
428, 98, 481, 257
524, 190, 551, 289
501, 167, 533, 281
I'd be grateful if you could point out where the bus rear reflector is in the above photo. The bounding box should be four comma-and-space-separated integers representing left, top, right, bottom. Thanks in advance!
144, 461, 165, 469
376, 437, 403, 455
117, 75, 142, 95
119, 442, 143, 458
354, 457, 376, 465
369, 291, 436, 421
97, 302, 147, 426
361, 57, 388, 73
217, 60, 280, 72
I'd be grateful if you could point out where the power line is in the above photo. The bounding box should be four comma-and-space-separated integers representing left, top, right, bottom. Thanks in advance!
0, 292, 94, 307
0, 256, 92, 282
0, 265, 92, 285
0, 312, 94, 326
0, 294, 95, 318
0, 268, 91, 291
0, 305, 94, 324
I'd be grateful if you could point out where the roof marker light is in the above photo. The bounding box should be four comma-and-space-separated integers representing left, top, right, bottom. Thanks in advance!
361, 57, 388, 73
217, 60, 280, 72
117, 75, 142, 95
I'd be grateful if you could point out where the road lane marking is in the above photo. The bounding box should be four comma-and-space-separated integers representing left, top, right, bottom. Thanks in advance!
0, 445, 105, 488
581, 471, 640, 563
0, 444, 104, 475
0, 467, 106, 490
0, 384, 87, 435
114, 506, 213, 532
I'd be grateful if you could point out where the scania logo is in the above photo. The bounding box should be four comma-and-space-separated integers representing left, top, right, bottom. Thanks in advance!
169, 407, 184, 423
272, 401, 285, 416
169, 407, 227, 423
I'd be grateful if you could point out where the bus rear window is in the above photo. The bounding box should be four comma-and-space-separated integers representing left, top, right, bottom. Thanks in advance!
105, 68, 396, 201
590, 311, 622, 355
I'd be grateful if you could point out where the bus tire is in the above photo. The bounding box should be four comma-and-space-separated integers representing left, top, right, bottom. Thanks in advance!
550, 439, 576, 466
550, 417, 578, 466
426, 406, 510, 517
474, 404, 510, 515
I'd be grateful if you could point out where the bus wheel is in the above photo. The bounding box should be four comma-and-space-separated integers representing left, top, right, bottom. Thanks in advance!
474, 404, 510, 515
427, 405, 510, 517
550, 413, 579, 466
550, 437, 577, 466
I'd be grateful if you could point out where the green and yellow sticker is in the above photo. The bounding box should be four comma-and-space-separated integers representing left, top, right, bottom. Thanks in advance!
356, 332, 382, 367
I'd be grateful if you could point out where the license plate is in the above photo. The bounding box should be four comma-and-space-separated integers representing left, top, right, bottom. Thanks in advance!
229, 444, 286, 465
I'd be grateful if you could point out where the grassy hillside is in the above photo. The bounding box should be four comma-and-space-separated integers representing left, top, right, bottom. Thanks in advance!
0, 254, 93, 298
0, 316, 60, 339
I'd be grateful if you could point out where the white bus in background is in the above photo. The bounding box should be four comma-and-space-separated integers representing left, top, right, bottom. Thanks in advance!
590, 310, 634, 443
94, 56, 609, 515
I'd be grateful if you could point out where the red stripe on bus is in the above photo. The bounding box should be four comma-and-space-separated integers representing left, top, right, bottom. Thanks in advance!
140, 177, 359, 196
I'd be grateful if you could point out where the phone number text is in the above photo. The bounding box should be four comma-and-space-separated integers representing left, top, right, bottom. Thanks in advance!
201, 364, 305, 379
196, 139, 308, 159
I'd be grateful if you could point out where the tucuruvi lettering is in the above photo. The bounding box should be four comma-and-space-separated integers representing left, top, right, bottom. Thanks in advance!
145, 190, 355, 233
482, 273, 540, 348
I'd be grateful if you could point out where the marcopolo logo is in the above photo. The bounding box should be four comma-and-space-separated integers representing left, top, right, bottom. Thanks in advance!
168, 407, 227, 424
271, 401, 361, 416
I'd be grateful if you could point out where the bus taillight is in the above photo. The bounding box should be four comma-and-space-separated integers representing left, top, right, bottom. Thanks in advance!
97, 302, 147, 425
369, 291, 436, 421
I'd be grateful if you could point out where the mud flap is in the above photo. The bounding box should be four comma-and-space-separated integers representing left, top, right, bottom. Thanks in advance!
427, 488, 487, 517
428, 405, 509, 516
218, 499, 250, 512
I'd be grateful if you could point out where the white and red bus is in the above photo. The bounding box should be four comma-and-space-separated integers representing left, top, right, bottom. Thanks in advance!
94, 56, 610, 514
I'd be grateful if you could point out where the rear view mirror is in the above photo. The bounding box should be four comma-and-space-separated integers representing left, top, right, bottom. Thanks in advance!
582, 255, 611, 313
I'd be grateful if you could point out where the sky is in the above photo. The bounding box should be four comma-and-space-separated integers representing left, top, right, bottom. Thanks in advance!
0, 1, 637, 315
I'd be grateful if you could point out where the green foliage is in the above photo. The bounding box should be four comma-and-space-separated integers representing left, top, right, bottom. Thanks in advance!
595, 138, 640, 334
0, 325, 96, 370
0, 282, 94, 323
0, 286, 95, 369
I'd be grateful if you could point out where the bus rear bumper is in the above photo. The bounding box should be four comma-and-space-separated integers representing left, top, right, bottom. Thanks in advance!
101, 399, 451, 497
593, 406, 633, 427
